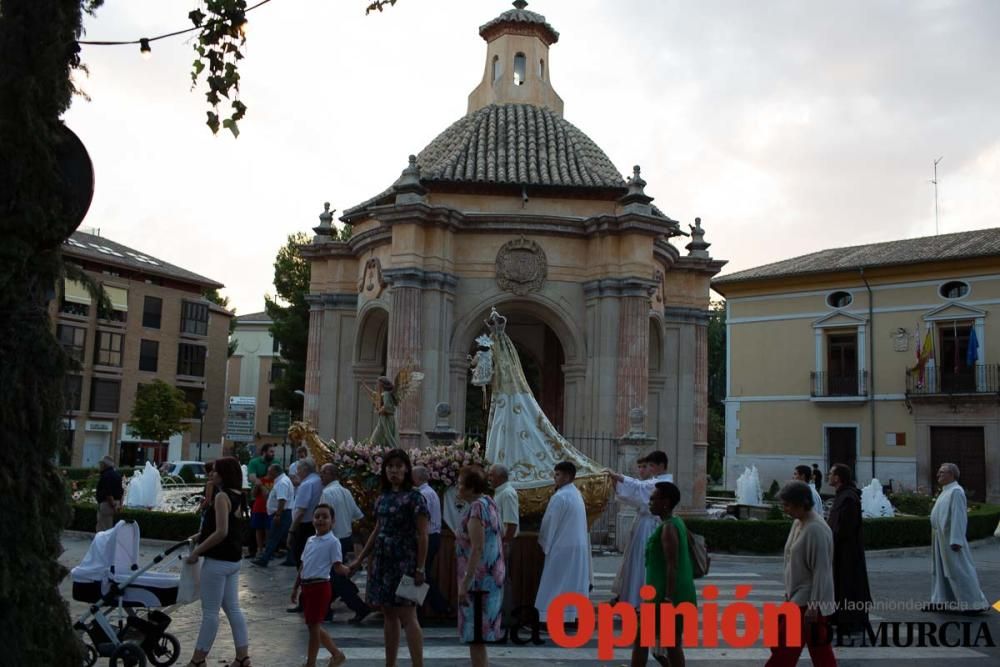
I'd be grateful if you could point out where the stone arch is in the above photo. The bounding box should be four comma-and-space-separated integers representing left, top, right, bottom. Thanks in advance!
450, 292, 587, 436
355, 302, 389, 367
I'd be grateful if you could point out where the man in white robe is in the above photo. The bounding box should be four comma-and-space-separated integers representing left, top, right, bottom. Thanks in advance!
536, 461, 591, 624
928, 462, 989, 612
608, 450, 673, 606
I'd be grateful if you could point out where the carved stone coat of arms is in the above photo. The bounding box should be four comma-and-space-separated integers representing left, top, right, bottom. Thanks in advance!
495, 237, 547, 295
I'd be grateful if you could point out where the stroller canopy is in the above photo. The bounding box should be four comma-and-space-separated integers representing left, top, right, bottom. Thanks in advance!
72, 520, 142, 583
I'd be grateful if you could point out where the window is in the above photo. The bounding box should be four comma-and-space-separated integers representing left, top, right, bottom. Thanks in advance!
272, 336, 280, 354
940, 280, 970, 299
177, 343, 206, 376
94, 331, 123, 367
269, 363, 286, 383
180, 301, 209, 336
938, 322, 975, 392
64, 374, 83, 411
90, 378, 121, 413
826, 331, 859, 395
139, 339, 159, 372
60, 299, 90, 317
492, 55, 501, 84
539, 58, 545, 80
826, 291, 853, 308
513, 52, 526, 85
99, 285, 128, 323
61, 279, 92, 316
143, 296, 162, 329
57, 324, 87, 364
177, 385, 203, 409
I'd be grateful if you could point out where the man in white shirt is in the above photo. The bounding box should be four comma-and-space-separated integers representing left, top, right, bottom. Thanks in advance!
608, 450, 673, 607
794, 465, 824, 516
319, 463, 371, 623
252, 464, 294, 567
412, 466, 449, 616
287, 445, 309, 479
536, 461, 591, 624
488, 463, 519, 628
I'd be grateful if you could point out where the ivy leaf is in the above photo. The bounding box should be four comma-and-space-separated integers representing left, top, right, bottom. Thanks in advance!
231, 100, 247, 121
222, 118, 240, 138
206, 90, 221, 106
188, 9, 206, 27
206, 111, 220, 134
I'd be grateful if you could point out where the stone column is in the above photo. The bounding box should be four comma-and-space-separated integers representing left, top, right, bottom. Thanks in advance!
691, 320, 709, 513
386, 277, 423, 448
303, 298, 324, 427
615, 290, 651, 436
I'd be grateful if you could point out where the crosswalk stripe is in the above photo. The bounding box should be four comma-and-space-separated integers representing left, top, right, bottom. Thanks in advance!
316, 646, 989, 661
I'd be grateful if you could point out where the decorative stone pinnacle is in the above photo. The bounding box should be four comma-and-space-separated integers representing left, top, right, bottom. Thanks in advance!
619, 163, 653, 211
313, 201, 336, 240
686, 216, 711, 258
513, 0, 528, 9
393, 154, 427, 203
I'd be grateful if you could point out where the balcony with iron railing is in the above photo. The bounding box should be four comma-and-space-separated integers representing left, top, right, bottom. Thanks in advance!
906, 364, 1000, 398
810, 370, 868, 402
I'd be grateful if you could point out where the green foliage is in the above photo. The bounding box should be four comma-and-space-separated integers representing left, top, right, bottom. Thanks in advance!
266, 232, 311, 415
766, 504, 786, 521
888, 491, 935, 516
69, 505, 201, 541
688, 504, 1000, 554
764, 479, 781, 501
188, 1, 249, 137
129, 380, 193, 444
177, 466, 197, 484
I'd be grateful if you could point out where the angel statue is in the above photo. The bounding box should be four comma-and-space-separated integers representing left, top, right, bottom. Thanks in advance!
365, 363, 424, 448
467, 333, 494, 410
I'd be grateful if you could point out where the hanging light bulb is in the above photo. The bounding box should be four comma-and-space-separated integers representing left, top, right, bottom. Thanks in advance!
139, 38, 151, 60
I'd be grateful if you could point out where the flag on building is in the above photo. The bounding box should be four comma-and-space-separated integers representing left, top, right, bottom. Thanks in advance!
967, 326, 980, 367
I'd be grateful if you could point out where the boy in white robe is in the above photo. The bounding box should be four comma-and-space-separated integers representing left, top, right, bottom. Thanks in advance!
535, 461, 591, 624
928, 463, 989, 613
608, 450, 673, 606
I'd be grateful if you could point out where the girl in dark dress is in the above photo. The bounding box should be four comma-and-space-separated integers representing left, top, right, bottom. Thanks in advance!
349, 449, 429, 667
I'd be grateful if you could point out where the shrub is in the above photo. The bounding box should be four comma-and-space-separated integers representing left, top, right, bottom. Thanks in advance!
687, 518, 791, 554
889, 491, 934, 516
177, 466, 197, 484
763, 479, 781, 501
68, 504, 201, 541
766, 504, 786, 521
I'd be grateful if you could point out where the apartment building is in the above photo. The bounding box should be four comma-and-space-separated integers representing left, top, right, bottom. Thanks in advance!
226, 311, 290, 456
56, 230, 231, 467
713, 227, 1000, 503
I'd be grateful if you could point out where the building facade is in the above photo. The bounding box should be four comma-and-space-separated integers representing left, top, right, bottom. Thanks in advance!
714, 227, 1000, 503
225, 310, 290, 456
56, 230, 231, 467
302, 2, 724, 511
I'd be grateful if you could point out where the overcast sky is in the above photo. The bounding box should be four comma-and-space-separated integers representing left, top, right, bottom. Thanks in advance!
66, 0, 1000, 313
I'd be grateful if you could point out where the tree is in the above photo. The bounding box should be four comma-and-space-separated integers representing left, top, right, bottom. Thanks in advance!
129, 380, 193, 445
265, 232, 311, 416
707, 300, 726, 484
203, 287, 238, 356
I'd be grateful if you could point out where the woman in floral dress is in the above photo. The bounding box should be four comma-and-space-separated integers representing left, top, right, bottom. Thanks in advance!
349, 449, 429, 667
455, 466, 506, 667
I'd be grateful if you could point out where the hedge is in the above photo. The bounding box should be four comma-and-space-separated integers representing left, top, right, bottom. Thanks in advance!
687, 503, 1000, 554
68, 504, 200, 541
61, 467, 136, 481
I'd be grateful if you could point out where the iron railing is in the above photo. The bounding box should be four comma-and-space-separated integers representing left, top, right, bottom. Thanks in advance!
906, 364, 1000, 395
810, 370, 868, 397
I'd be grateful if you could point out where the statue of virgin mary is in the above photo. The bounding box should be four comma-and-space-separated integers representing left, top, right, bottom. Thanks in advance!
482, 307, 611, 518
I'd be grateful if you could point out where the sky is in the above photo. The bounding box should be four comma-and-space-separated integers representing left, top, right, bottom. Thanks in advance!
65, 0, 1000, 313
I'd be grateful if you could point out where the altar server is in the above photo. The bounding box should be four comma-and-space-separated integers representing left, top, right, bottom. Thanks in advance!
928, 463, 989, 613
535, 461, 591, 624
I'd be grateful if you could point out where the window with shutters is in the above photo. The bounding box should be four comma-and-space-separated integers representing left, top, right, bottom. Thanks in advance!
177, 343, 206, 377
94, 331, 123, 367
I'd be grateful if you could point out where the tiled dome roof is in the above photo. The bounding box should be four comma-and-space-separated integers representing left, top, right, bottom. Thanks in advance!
479, 1, 559, 44
416, 104, 625, 189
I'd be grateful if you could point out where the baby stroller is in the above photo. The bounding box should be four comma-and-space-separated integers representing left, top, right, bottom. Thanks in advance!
71, 520, 189, 667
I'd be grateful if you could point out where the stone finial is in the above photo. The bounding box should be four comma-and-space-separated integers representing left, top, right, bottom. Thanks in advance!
312, 201, 336, 241
435, 402, 452, 429
628, 407, 646, 435
513, 0, 528, 9
618, 164, 653, 214
685, 216, 711, 258
393, 154, 427, 205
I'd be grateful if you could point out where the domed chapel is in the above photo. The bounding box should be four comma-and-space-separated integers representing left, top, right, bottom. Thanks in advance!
302, 1, 725, 511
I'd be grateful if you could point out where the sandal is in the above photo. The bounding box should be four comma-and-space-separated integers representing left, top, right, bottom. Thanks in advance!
328, 651, 347, 667
230, 658, 252, 667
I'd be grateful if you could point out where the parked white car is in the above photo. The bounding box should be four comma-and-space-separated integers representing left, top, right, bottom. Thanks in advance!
162, 460, 207, 480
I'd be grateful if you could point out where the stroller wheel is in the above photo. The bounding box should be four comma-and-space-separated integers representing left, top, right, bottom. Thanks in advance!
81, 642, 98, 667
146, 633, 180, 667
110, 641, 147, 667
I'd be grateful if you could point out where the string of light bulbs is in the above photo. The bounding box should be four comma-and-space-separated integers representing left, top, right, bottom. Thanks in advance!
77, 0, 274, 59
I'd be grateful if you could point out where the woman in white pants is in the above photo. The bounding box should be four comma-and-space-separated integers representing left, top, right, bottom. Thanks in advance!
184, 456, 252, 667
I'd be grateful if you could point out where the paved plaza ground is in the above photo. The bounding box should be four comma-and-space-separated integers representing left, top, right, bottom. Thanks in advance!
60, 532, 1000, 666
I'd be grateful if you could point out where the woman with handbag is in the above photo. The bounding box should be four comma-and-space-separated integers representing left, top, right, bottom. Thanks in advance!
184, 456, 252, 667
348, 448, 429, 667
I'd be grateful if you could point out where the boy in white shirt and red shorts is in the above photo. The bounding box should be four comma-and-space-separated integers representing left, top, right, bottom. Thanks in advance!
290, 504, 348, 667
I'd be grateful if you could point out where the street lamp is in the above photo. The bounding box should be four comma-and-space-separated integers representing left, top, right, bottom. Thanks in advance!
196, 399, 209, 461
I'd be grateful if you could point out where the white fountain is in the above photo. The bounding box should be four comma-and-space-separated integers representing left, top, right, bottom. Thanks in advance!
124, 461, 164, 509
861, 478, 895, 518
735, 465, 764, 506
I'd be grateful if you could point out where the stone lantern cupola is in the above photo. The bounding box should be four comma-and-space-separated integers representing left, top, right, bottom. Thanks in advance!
468, 1, 564, 116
